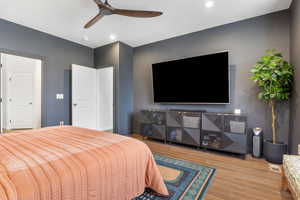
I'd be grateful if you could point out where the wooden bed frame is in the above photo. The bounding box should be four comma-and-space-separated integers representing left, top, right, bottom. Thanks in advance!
281, 166, 297, 200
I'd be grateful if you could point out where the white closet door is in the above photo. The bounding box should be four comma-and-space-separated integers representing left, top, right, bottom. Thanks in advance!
72, 64, 97, 130
0, 54, 3, 132
8, 73, 34, 129
97, 67, 114, 131
2, 53, 41, 130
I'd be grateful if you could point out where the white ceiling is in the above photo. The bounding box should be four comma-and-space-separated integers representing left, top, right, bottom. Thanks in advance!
0, 0, 292, 48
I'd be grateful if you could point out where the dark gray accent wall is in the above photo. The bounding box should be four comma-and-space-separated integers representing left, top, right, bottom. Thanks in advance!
94, 42, 133, 135
133, 11, 290, 144
94, 42, 119, 67
119, 43, 134, 134
290, 1, 300, 154
0, 18, 94, 126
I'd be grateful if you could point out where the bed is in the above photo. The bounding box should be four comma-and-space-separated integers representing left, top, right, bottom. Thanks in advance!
0, 126, 168, 200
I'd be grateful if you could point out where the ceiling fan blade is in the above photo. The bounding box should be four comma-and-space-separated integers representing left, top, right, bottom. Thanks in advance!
84, 14, 104, 29
113, 9, 163, 18
94, 0, 112, 10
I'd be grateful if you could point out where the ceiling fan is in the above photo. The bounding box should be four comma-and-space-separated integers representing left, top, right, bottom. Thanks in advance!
84, 0, 163, 29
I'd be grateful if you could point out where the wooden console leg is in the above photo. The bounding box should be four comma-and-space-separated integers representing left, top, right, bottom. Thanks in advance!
281, 167, 289, 192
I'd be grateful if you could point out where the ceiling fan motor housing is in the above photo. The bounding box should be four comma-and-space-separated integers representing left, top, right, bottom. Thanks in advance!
100, 9, 113, 15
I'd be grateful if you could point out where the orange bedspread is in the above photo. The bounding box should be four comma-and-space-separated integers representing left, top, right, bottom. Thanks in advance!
0, 126, 168, 200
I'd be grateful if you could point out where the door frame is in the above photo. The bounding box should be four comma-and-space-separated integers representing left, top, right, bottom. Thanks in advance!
0, 49, 47, 132
96, 66, 115, 132
95, 65, 117, 133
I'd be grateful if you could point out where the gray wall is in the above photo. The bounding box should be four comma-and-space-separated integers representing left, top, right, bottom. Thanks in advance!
119, 43, 134, 134
133, 11, 291, 143
94, 42, 133, 135
0, 18, 94, 126
290, 1, 300, 154
94, 42, 119, 67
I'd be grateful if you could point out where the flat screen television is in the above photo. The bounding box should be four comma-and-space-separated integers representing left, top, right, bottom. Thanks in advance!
152, 52, 229, 104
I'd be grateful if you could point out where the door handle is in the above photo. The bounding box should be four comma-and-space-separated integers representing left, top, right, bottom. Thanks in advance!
29, 102, 33, 105
73, 104, 77, 107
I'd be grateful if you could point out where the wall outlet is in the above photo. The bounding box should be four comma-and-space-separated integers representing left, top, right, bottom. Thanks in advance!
59, 121, 64, 126
234, 109, 241, 115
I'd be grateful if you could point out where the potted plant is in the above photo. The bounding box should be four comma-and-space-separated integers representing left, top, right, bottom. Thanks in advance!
250, 49, 293, 164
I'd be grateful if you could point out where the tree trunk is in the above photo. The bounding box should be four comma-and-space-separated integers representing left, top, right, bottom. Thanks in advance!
271, 100, 277, 144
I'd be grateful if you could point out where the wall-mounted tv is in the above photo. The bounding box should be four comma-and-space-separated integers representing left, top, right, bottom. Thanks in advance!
152, 52, 229, 104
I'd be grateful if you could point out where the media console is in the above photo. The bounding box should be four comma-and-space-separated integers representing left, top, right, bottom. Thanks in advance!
139, 110, 248, 157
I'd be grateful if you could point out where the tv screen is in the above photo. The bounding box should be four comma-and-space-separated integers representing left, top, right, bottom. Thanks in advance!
152, 52, 229, 104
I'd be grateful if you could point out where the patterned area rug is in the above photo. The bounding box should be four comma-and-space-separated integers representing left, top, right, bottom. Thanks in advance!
134, 154, 216, 200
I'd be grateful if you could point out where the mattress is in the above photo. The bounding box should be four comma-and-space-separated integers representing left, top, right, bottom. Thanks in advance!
0, 126, 168, 200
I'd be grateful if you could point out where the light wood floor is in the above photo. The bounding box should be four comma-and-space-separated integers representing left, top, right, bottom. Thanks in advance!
2, 129, 32, 133
133, 134, 292, 200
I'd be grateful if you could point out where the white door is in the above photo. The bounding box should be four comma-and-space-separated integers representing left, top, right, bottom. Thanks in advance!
97, 67, 114, 131
0, 54, 3, 133
1, 53, 42, 130
8, 73, 34, 129
72, 64, 97, 130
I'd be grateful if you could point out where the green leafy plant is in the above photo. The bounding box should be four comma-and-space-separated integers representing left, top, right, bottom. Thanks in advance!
250, 49, 294, 144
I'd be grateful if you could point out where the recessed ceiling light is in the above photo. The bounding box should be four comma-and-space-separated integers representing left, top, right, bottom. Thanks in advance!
110, 34, 117, 41
205, 1, 215, 8
83, 35, 89, 41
